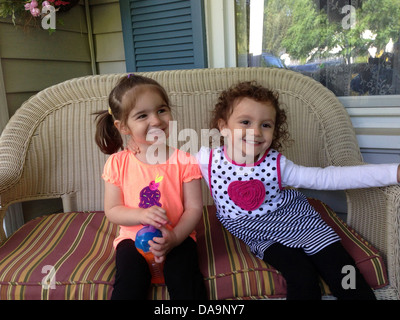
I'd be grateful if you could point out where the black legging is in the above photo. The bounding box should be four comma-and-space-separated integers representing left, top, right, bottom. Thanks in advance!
263, 241, 376, 300
111, 237, 207, 300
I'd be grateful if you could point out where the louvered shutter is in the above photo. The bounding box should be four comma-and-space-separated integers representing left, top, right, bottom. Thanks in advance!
120, 0, 207, 72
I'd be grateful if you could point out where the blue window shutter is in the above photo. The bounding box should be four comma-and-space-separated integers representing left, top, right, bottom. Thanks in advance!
120, 0, 207, 72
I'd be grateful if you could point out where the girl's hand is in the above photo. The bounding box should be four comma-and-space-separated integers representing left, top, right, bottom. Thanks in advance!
126, 136, 140, 154
148, 226, 178, 263
140, 206, 169, 229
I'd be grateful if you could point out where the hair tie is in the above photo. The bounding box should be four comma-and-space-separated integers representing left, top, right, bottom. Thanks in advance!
127, 73, 134, 79
108, 107, 113, 116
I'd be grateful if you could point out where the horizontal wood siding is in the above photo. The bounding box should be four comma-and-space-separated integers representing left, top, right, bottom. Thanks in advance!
339, 96, 400, 164
0, 2, 92, 118
0, 0, 127, 229
90, 0, 126, 74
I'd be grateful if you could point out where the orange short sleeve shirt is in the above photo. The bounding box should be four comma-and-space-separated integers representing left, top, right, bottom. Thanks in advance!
102, 149, 202, 248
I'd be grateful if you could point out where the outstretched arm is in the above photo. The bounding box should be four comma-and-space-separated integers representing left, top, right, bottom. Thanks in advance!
281, 157, 400, 190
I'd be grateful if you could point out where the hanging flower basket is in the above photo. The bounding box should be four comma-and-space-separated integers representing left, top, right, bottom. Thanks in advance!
0, 0, 79, 25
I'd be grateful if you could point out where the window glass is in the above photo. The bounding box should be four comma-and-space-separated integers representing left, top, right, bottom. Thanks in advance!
235, 0, 400, 96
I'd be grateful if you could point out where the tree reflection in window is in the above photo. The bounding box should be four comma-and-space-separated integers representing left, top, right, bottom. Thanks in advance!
236, 0, 400, 96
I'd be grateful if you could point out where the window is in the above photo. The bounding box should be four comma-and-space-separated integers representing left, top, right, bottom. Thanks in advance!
235, 0, 400, 97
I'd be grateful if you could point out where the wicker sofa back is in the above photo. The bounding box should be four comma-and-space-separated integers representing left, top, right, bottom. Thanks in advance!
0, 68, 399, 299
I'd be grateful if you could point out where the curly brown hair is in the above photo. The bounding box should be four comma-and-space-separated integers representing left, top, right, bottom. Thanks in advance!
210, 81, 291, 152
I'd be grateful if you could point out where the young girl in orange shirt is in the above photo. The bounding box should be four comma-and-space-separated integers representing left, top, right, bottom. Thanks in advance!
95, 74, 206, 300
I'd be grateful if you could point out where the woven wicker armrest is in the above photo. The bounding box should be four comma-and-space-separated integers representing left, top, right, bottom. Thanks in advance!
0, 109, 34, 241
0, 114, 30, 195
345, 185, 400, 298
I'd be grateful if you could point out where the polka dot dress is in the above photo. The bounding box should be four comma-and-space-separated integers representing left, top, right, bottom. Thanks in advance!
209, 146, 340, 259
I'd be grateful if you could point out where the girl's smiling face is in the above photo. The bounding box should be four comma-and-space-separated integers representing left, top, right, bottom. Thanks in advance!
116, 86, 172, 151
218, 97, 276, 164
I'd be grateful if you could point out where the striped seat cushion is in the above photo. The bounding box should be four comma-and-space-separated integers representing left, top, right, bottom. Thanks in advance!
309, 198, 388, 290
0, 200, 388, 299
150, 201, 388, 299
0, 212, 117, 300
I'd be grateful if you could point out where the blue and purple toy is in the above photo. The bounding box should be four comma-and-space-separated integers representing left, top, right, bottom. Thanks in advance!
135, 225, 162, 252
135, 225, 164, 284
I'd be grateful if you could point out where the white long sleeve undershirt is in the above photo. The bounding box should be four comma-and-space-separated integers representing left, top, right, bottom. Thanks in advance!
196, 147, 399, 190
280, 156, 399, 190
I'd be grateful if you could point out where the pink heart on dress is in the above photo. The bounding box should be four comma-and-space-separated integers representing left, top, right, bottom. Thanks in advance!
227, 180, 265, 211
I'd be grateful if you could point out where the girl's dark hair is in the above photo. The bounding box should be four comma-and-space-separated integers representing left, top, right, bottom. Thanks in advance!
94, 74, 170, 154
210, 81, 291, 152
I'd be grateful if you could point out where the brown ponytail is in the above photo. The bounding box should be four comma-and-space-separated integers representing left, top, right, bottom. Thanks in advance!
94, 110, 123, 155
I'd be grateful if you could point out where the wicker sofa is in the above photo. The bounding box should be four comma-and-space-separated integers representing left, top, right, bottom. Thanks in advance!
0, 68, 399, 300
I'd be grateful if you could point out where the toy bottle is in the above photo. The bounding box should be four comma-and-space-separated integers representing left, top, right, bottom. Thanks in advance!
135, 225, 165, 284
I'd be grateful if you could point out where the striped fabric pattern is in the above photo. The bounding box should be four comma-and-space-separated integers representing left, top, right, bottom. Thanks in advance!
148, 204, 287, 300
310, 199, 389, 289
0, 212, 117, 300
193, 203, 387, 299
195, 206, 287, 299
0, 201, 387, 299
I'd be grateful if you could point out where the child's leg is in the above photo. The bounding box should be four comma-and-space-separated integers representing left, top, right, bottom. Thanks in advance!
263, 242, 321, 299
163, 237, 207, 300
111, 239, 151, 300
309, 241, 376, 300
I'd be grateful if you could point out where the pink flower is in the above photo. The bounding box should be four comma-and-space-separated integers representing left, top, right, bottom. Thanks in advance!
30, 7, 41, 17
24, 0, 39, 14
42, 1, 51, 8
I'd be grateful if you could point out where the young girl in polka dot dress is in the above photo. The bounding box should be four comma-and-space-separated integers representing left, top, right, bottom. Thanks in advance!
196, 81, 400, 300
